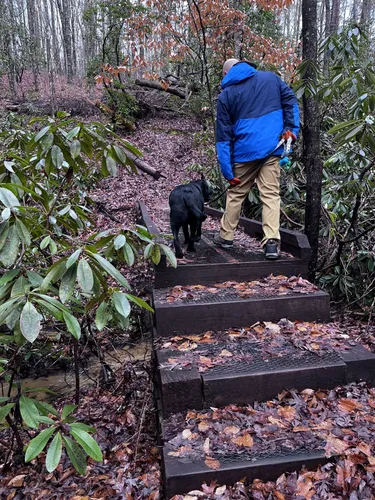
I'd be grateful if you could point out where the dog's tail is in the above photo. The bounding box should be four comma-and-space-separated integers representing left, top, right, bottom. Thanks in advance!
184, 199, 207, 221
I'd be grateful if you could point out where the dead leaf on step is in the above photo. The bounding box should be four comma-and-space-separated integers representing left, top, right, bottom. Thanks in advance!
232, 433, 254, 448
224, 426, 240, 435
204, 456, 220, 470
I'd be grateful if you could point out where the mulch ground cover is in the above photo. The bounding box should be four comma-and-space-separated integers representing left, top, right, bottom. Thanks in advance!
156, 275, 320, 304
156, 319, 357, 373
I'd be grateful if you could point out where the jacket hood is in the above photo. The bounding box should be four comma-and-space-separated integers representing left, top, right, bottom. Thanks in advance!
221, 62, 257, 89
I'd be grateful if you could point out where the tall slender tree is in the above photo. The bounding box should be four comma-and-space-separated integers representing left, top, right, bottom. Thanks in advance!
302, 0, 323, 281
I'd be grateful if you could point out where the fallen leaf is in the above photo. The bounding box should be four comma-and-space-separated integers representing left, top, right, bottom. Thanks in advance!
219, 349, 233, 357
338, 398, 363, 412
264, 322, 281, 334
198, 421, 210, 432
203, 437, 210, 453
357, 441, 372, 457
7, 475, 26, 487
205, 456, 220, 470
232, 433, 254, 448
296, 478, 315, 499
277, 406, 296, 421
182, 429, 192, 439
224, 426, 240, 435
325, 435, 350, 457
215, 485, 227, 495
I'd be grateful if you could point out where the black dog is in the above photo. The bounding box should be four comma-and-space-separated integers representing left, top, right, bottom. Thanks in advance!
169, 176, 211, 258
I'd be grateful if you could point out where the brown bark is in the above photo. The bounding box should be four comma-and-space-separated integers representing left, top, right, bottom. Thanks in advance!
56, 0, 74, 82
302, 0, 323, 281
135, 79, 187, 99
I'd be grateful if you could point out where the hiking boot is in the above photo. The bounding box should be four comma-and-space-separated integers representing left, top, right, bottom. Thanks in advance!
264, 239, 280, 260
213, 234, 233, 249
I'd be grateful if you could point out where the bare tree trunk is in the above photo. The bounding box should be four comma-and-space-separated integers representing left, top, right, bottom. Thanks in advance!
56, 0, 74, 82
330, 0, 340, 32
302, 0, 323, 281
43, 0, 56, 114
26, 0, 40, 91
361, 0, 373, 24
49, 0, 62, 74
323, 0, 331, 75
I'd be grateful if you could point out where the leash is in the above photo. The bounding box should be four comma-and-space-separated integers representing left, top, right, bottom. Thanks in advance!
205, 137, 292, 206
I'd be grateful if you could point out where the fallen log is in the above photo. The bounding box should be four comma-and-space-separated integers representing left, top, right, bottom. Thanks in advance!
127, 152, 166, 180
135, 79, 187, 99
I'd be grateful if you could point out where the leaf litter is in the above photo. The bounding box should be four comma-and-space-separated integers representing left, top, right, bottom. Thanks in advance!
165, 383, 375, 496
157, 319, 357, 373
157, 275, 320, 304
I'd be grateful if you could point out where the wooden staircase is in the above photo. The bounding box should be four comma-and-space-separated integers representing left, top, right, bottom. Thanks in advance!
139, 203, 375, 499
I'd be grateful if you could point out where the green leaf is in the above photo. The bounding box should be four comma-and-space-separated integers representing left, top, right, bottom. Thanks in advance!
106, 155, 117, 176
15, 219, 31, 247
112, 146, 127, 165
70, 140, 81, 159
34, 299, 63, 321
46, 432, 62, 472
40, 236, 51, 250
62, 435, 87, 475
160, 244, 177, 268
35, 126, 51, 142
25, 426, 56, 462
61, 404, 77, 420
144, 243, 153, 259
0, 297, 23, 324
66, 249, 81, 269
19, 395, 40, 428
40, 259, 67, 292
114, 234, 126, 250
0, 269, 20, 285
125, 293, 154, 312
20, 301, 41, 343
95, 302, 109, 331
0, 222, 9, 252
70, 422, 96, 433
88, 252, 130, 289
112, 291, 131, 319
51, 145, 64, 169
70, 428, 103, 462
34, 400, 59, 418
0, 225, 20, 268
66, 126, 81, 141
151, 244, 161, 265
123, 242, 135, 266
37, 416, 55, 425
59, 265, 77, 303
345, 124, 364, 140
77, 259, 94, 293
2, 207, 11, 221
63, 311, 81, 340
0, 403, 15, 422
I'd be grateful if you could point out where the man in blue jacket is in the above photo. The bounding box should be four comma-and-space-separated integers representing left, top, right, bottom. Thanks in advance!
214, 59, 299, 259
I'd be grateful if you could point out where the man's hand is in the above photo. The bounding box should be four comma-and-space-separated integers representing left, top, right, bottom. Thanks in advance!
228, 177, 241, 187
281, 130, 297, 142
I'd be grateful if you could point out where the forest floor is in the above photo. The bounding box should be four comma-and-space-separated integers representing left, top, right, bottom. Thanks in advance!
1, 110, 375, 499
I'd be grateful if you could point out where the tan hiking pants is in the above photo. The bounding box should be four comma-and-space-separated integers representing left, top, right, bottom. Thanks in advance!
220, 156, 280, 245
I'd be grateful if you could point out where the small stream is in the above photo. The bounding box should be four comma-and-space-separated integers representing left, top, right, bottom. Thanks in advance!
4, 341, 151, 402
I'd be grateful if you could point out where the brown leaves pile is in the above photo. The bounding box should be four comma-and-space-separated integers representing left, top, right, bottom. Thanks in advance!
161, 275, 319, 304
158, 319, 355, 373
165, 383, 375, 479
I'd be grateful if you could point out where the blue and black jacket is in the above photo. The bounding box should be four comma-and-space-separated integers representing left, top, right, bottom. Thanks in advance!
216, 62, 299, 180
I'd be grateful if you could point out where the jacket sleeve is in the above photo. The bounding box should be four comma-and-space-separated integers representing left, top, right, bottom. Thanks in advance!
280, 79, 300, 137
216, 95, 234, 180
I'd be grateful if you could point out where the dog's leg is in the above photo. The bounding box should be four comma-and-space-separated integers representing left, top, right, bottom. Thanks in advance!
195, 220, 202, 242
171, 222, 183, 258
183, 223, 190, 244
187, 219, 197, 252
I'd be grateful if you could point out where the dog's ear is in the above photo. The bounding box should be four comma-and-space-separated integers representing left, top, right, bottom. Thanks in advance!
201, 172, 206, 181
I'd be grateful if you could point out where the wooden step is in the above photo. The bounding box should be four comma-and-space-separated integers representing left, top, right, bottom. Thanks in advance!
154, 323, 375, 416
160, 382, 375, 497
138, 202, 310, 287
153, 279, 330, 336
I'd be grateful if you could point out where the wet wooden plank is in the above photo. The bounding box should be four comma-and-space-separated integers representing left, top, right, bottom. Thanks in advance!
153, 292, 331, 337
